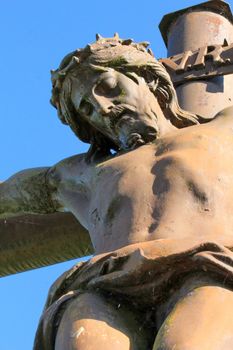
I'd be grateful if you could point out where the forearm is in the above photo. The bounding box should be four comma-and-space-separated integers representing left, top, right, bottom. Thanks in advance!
0, 167, 61, 218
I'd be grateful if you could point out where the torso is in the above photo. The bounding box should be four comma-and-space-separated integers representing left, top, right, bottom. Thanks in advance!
51, 110, 233, 254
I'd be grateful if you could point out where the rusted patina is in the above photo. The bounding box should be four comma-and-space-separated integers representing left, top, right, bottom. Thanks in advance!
159, 0, 233, 48
160, 0, 233, 119
160, 41, 233, 84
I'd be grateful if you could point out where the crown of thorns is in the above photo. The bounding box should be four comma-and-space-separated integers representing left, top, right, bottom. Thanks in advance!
50, 33, 155, 109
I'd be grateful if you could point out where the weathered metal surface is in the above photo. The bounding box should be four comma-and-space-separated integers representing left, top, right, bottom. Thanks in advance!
159, 1, 233, 48
160, 42, 233, 84
0, 212, 93, 277
159, 0, 233, 119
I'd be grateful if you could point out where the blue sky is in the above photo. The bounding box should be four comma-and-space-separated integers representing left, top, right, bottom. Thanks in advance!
1, 0, 232, 349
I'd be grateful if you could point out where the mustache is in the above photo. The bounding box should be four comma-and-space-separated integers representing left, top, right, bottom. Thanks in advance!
104, 104, 137, 121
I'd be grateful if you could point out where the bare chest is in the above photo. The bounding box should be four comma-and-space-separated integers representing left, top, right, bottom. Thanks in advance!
55, 126, 233, 252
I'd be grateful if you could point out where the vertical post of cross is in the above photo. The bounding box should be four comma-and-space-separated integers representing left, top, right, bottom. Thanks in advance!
159, 1, 233, 119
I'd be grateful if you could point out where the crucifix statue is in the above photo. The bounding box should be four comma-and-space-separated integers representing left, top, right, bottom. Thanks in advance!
1, 1, 233, 349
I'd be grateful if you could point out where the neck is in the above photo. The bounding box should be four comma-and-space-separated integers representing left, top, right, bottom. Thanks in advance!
156, 108, 177, 138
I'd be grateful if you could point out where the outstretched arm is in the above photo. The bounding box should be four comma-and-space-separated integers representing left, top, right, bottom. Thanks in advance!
0, 167, 60, 219
0, 166, 93, 277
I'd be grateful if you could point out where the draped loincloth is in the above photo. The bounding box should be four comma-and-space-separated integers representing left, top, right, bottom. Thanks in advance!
33, 237, 233, 350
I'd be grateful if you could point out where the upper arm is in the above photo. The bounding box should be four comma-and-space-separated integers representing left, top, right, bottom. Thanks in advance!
0, 167, 62, 218
45, 154, 91, 228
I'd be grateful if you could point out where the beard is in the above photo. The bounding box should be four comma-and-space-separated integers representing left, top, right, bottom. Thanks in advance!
105, 104, 159, 150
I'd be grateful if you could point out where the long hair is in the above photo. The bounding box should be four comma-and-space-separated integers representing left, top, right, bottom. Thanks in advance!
51, 35, 199, 159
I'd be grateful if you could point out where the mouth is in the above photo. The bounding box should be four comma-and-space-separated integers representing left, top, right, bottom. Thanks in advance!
117, 117, 158, 149
119, 117, 158, 150
126, 131, 158, 149
126, 133, 145, 148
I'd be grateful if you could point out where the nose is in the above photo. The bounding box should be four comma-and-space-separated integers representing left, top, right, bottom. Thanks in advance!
92, 94, 115, 115
99, 104, 114, 115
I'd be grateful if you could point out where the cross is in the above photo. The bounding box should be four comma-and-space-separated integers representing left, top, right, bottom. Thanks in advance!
1, 0, 233, 277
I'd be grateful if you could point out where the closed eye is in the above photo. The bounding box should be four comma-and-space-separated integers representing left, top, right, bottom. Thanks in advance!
94, 77, 122, 98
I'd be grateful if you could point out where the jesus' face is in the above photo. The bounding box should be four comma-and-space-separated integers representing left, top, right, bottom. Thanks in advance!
70, 68, 162, 150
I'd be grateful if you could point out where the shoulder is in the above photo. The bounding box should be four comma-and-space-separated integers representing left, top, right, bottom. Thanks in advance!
47, 153, 88, 189
213, 105, 233, 122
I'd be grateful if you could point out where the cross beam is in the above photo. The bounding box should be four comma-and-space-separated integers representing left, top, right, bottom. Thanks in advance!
159, 41, 233, 85
0, 213, 93, 277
